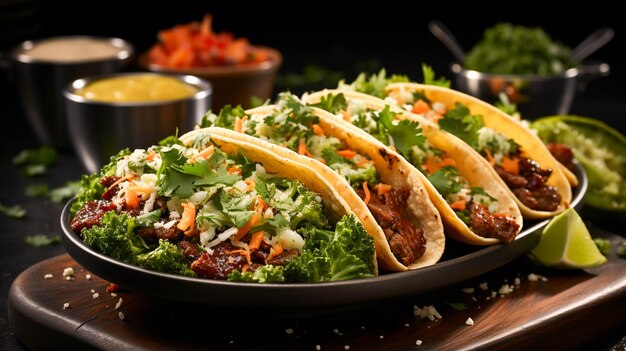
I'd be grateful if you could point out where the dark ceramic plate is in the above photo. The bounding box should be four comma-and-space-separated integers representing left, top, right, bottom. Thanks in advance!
61, 164, 587, 310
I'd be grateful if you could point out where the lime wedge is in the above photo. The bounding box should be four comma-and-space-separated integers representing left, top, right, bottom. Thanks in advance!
529, 208, 607, 269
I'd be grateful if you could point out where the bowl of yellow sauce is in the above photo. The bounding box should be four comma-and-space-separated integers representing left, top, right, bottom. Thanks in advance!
64, 73, 212, 173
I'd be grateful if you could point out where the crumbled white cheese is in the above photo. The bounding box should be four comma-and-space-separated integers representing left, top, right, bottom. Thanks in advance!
471, 296, 477, 302
462, 287, 475, 294
91, 289, 95, 293
115, 298, 123, 310
379, 335, 384, 339
62, 267, 74, 277
92, 293, 100, 299
466, 317, 475, 326
413, 305, 442, 320
404, 323, 410, 327
285, 328, 293, 335
333, 328, 339, 334
110, 293, 118, 297
416, 340, 423, 346
514, 278, 521, 286
63, 303, 70, 309
491, 291, 497, 298
65, 276, 72, 281
479, 282, 488, 290
118, 311, 125, 320
528, 273, 548, 282
44, 274, 53, 279
316, 345, 321, 351
85, 274, 92, 280
344, 346, 350, 350
499, 284, 514, 295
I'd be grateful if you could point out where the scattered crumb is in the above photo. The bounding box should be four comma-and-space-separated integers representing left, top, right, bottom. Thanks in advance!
491, 291, 497, 298
110, 293, 118, 297
528, 273, 548, 282
344, 346, 350, 350
229, 341, 234, 344
360, 326, 365, 330
65, 276, 72, 281
115, 298, 123, 310
62, 267, 74, 277
499, 284, 514, 295
486, 297, 490, 300
379, 335, 384, 339
413, 305, 442, 320
285, 328, 294, 335
416, 340, 423, 346
514, 278, 521, 286
316, 345, 321, 350
462, 287, 475, 294
333, 328, 339, 334
541, 276, 548, 282
44, 274, 53, 279
404, 323, 410, 327
92, 293, 100, 299
466, 318, 474, 326
118, 311, 125, 320
471, 296, 477, 302
63, 302, 70, 309
479, 282, 488, 290
91, 289, 95, 293
85, 274, 92, 280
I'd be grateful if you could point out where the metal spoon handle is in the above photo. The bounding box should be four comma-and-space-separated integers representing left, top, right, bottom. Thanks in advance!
570, 27, 614, 63
428, 20, 466, 63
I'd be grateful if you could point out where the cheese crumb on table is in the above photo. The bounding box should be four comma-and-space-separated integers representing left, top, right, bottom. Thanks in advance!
499, 284, 514, 295
285, 328, 293, 335
416, 340, 423, 345
118, 311, 125, 320
62, 267, 74, 277
315, 345, 321, 350
413, 305, 442, 320
466, 317, 474, 326
479, 282, 488, 290
63, 303, 70, 309
85, 274, 92, 280
462, 287, 475, 294
344, 346, 350, 350
115, 298, 123, 310
44, 274, 53, 279
92, 293, 100, 299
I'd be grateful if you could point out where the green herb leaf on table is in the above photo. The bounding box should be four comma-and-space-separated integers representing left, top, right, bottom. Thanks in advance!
25, 184, 49, 197
0, 202, 26, 219
24, 234, 62, 247
49, 180, 82, 203
446, 302, 467, 311
12, 146, 58, 166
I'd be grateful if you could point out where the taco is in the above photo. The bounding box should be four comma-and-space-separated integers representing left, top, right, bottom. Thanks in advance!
69, 130, 376, 283
305, 90, 523, 245
341, 68, 579, 188
196, 93, 445, 271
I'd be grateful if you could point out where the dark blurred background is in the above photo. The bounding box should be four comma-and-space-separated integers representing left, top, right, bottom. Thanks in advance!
1, 0, 625, 129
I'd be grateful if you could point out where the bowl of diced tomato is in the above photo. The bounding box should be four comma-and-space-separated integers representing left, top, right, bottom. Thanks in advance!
139, 15, 282, 110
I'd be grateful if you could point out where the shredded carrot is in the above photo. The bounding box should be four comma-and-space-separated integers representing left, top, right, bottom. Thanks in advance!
341, 110, 351, 122
338, 149, 357, 159
227, 165, 241, 174
245, 179, 256, 191
241, 264, 249, 273
227, 249, 252, 265
484, 149, 496, 167
298, 139, 312, 157
200, 14, 212, 36
423, 156, 457, 174
431, 113, 444, 123
375, 183, 392, 196
125, 188, 140, 209
256, 195, 268, 213
234, 211, 262, 242
312, 124, 324, 136
146, 151, 157, 162
356, 157, 370, 167
188, 145, 215, 163
177, 202, 197, 235
266, 241, 284, 262
412, 99, 431, 114
234, 116, 243, 133
248, 231, 265, 250
449, 200, 467, 211
362, 182, 371, 205
109, 175, 135, 190
501, 156, 520, 175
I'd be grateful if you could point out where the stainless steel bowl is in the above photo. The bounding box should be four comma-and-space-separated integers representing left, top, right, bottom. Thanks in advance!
9, 36, 134, 149
64, 73, 212, 173
451, 62, 609, 119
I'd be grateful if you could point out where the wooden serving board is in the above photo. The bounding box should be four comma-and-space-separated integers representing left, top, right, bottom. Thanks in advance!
8, 231, 626, 351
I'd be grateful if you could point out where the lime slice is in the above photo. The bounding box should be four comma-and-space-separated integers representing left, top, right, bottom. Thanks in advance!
530, 208, 607, 269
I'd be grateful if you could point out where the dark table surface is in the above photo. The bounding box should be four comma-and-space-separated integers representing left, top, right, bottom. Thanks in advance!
1, 82, 626, 349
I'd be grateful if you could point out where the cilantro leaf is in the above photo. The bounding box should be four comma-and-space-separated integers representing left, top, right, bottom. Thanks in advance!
422, 63, 451, 88
470, 187, 496, 205
49, 180, 81, 203
0, 202, 26, 219
446, 302, 467, 311
439, 102, 484, 149
159, 131, 183, 146
25, 164, 46, 177
427, 166, 463, 197
321, 147, 349, 166
310, 93, 348, 114
372, 106, 425, 157
157, 148, 197, 198
136, 209, 162, 227
193, 164, 241, 187
346, 69, 410, 98
456, 209, 471, 225
25, 183, 49, 197
24, 234, 62, 247
12, 146, 57, 166
203, 104, 247, 129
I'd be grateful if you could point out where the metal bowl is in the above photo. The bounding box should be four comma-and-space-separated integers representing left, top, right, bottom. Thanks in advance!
8, 36, 134, 149
451, 62, 609, 119
63, 73, 212, 173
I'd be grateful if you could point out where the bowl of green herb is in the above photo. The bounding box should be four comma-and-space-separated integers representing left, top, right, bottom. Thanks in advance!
452, 23, 610, 118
